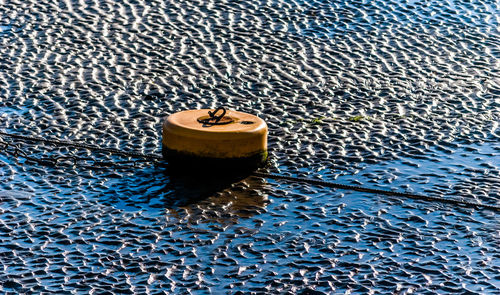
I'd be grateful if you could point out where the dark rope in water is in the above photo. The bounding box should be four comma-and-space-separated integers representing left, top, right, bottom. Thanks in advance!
251, 172, 500, 212
0, 131, 162, 161
1, 131, 499, 212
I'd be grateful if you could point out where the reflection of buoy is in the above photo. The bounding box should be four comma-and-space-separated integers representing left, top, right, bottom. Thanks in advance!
162, 107, 268, 173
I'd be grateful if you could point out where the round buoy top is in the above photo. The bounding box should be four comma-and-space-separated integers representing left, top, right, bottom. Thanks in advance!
164, 109, 267, 141
162, 108, 268, 164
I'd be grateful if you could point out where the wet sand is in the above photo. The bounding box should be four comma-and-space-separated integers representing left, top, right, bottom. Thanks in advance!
0, 0, 499, 293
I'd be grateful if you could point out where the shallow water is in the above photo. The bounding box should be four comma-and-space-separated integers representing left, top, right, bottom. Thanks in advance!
0, 0, 499, 293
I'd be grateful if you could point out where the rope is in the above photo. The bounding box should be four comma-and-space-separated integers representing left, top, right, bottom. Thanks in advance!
1, 130, 499, 212
0, 131, 162, 161
251, 172, 500, 212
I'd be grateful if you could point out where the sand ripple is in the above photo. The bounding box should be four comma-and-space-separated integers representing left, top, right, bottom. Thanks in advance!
0, 0, 499, 293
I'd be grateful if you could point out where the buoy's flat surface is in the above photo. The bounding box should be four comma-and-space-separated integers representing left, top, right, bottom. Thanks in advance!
162, 109, 268, 160
164, 109, 267, 140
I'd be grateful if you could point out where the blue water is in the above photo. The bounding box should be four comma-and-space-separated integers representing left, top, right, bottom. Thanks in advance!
0, 0, 499, 293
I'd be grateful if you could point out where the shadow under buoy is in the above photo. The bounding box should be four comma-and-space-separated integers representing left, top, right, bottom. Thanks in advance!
99, 164, 269, 217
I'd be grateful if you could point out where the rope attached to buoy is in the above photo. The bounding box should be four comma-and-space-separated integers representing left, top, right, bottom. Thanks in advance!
0, 130, 499, 212
250, 172, 500, 212
0, 131, 162, 161
196, 106, 234, 126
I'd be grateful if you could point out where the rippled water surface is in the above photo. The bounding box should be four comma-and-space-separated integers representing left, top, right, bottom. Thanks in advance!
0, 0, 499, 293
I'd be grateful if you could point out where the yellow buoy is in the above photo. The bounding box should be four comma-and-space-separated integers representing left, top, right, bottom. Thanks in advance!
162, 107, 268, 173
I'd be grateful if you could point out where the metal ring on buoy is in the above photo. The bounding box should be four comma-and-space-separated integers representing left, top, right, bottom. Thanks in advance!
162, 108, 268, 174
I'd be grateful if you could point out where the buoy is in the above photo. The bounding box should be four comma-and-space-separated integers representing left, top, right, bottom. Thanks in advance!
162, 107, 268, 174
